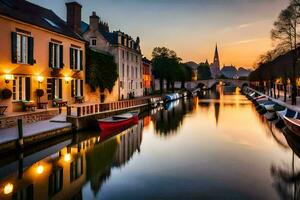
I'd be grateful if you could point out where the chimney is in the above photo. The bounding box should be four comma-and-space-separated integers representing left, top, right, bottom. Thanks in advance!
89, 12, 99, 32
66, 2, 82, 34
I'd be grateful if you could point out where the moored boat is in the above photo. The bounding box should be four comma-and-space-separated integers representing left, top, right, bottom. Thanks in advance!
283, 116, 300, 136
98, 111, 139, 131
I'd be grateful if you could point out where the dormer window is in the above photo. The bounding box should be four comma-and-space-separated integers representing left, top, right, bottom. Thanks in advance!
91, 39, 97, 47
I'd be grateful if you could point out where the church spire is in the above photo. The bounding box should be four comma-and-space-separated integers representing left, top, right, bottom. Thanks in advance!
213, 43, 220, 66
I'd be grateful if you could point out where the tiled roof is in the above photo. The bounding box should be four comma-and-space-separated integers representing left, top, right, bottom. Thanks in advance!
0, 0, 84, 41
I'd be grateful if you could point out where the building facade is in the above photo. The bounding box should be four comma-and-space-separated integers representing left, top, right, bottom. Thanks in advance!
82, 12, 143, 100
142, 58, 152, 95
0, 0, 87, 113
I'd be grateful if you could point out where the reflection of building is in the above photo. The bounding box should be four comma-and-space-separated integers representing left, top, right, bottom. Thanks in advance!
0, 120, 144, 199
114, 120, 143, 167
210, 44, 221, 79
82, 11, 143, 100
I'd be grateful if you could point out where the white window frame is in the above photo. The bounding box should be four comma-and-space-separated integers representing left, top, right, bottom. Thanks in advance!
16, 33, 29, 64
12, 76, 29, 101
51, 42, 61, 69
71, 47, 81, 71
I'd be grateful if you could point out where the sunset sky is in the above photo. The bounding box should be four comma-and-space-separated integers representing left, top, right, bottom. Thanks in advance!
29, 0, 289, 69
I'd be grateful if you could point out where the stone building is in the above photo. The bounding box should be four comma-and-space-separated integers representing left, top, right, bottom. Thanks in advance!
82, 12, 143, 100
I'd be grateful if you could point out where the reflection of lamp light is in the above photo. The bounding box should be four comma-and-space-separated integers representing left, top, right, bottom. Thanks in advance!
4, 74, 14, 84
64, 154, 71, 162
37, 76, 44, 83
36, 164, 44, 175
3, 183, 13, 194
64, 76, 71, 84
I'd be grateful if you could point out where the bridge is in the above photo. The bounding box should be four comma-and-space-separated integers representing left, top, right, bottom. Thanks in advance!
182, 79, 249, 90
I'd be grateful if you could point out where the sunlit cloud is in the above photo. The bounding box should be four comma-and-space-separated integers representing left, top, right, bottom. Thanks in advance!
229, 38, 266, 45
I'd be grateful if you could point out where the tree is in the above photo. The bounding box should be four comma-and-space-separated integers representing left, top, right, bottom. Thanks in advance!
197, 62, 211, 80
152, 47, 181, 93
271, 2, 299, 104
86, 48, 118, 98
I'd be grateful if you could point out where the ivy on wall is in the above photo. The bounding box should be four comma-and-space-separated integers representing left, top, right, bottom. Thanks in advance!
86, 48, 118, 93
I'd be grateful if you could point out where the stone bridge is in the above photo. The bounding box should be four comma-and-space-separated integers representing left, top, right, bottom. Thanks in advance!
181, 79, 249, 90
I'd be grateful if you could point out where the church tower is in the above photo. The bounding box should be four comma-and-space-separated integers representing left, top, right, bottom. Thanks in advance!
210, 44, 221, 79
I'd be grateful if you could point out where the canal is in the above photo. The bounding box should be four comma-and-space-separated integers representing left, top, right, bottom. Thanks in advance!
0, 86, 299, 200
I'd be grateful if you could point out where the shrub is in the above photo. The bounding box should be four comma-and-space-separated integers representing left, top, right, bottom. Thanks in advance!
1, 88, 12, 99
36, 89, 44, 97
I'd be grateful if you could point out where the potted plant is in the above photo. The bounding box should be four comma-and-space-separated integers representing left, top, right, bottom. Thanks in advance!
36, 89, 44, 97
1, 88, 12, 99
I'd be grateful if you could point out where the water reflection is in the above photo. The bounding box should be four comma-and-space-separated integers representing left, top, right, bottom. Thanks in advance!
151, 98, 196, 137
2, 86, 300, 199
0, 120, 143, 200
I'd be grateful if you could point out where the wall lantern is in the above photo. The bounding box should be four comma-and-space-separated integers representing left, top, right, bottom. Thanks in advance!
4, 74, 14, 84
64, 76, 71, 84
36, 164, 44, 175
37, 76, 44, 83
64, 153, 71, 162
3, 183, 13, 195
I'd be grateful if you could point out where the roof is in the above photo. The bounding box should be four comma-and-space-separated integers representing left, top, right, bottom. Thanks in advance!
0, 0, 84, 41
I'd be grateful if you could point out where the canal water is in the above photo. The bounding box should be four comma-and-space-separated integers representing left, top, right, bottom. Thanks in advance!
0, 86, 299, 200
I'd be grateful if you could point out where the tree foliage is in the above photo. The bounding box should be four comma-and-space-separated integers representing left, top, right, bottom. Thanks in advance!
197, 62, 211, 80
152, 47, 192, 93
86, 48, 118, 93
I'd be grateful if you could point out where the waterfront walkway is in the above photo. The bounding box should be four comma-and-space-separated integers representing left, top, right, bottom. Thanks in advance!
0, 114, 71, 151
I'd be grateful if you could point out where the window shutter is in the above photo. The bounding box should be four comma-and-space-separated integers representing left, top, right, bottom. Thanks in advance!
49, 42, 53, 68
59, 79, 62, 99
28, 37, 34, 65
51, 78, 55, 100
75, 79, 78, 96
59, 45, 63, 68
75, 50, 78, 70
11, 32, 17, 63
80, 50, 83, 71
25, 77, 31, 101
71, 79, 74, 97
70, 48, 74, 69
80, 80, 83, 96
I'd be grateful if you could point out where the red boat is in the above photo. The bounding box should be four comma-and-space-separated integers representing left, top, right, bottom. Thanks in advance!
98, 111, 139, 131
283, 116, 300, 136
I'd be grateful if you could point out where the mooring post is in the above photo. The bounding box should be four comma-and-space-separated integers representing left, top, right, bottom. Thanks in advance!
17, 119, 24, 149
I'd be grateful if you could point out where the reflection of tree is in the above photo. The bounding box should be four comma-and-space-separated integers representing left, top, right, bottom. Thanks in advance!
86, 138, 118, 196
214, 102, 220, 126
152, 99, 195, 137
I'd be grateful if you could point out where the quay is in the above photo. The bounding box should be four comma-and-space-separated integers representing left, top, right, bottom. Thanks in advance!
246, 87, 300, 113
0, 95, 169, 153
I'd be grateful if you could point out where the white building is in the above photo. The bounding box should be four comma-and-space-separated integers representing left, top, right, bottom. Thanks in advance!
82, 12, 143, 100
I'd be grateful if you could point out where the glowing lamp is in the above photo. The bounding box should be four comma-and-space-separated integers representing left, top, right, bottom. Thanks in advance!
37, 76, 44, 83
64, 76, 71, 84
64, 154, 71, 162
4, 74, 14, 84
3, 183, 13, 194
36, 164, 44, 175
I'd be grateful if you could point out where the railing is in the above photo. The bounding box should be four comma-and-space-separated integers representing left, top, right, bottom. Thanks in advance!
67, 98, 150, 117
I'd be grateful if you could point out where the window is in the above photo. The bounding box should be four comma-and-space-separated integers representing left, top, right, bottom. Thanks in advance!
91, 39, 96, 46
127, 52, 129, 61
70, 156, 83, 182
48, 167, 63, 197
46, 78, 62, 100
13, 76, 31, 101
136, 67, 138, 78
70, 47, 82, 71
71, 79, 83, 97
136, 55, 138, 63
122, 64, 125, 78
122, 50, 125, 59
44, 18, 60, 28
49, 42, 63, 69
11, 32, 34, 65
127, 65, 129, 79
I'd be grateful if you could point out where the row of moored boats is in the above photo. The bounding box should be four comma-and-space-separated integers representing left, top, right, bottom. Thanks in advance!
244, 88, 300, 136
